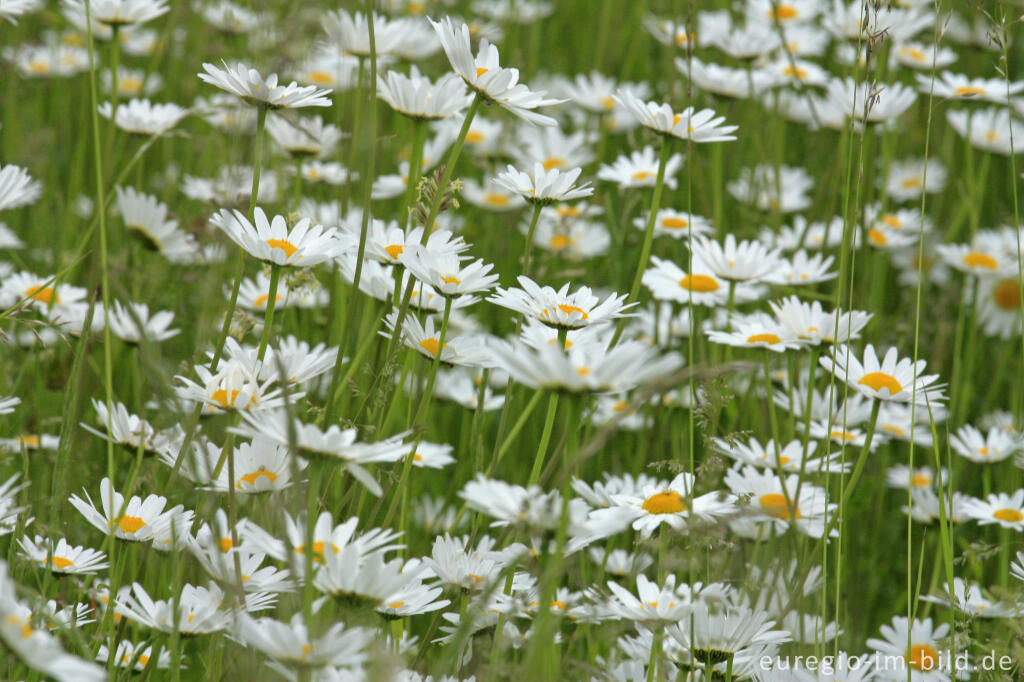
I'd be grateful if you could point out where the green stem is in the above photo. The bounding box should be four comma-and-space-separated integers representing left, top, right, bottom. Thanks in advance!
256, 264, 282, 362
527, 391, 560, 486
521, 203, 543, 278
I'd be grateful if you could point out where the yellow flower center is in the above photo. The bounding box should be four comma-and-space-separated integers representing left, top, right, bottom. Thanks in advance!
963, 252, 997, 270
253, 293, 283, 308
641, 491, 687, 514
907, 644, 939, 671
310, 71, 333, 85
386, 601, 405, 609
121, 76, 143, 93
419, 338, 447, 356
678, 274, 719, 292
632, 171, 653, 182
557, 304, 588, 319
882, 214, 902, 228
29, 60, 50, 74
549, 235, 570, 249
661, 216, 689, 229
830, 429, 857, 441
484, 192, 509, 207
475, 67, 488, 78
760, 493, 799, 519
901, 176, 923, 189
238, 468, 278, 488
783, 66, 808, 79
900, 46, 927, 61
441, 275, 460, 285
219, 537, 233, 552
858, 371, 903, 395
994, 508, 1023, 523
542, 157, 566, 170
746, 333, 781, 345
953, 86, 986, 97
385, 244, 404, 260
51, 556, 74, 570
984, 130, 1000, 142
911, 473, 931, 487
993, 278, 1021, 311
116, 515, 147, 534
868, 229, 888, 246
465, 130, 484, 143
601, 96, 615, 110
17, 435, 39, 447
294, 540, 339, 563
26, 285, 57, 304
266, 239, 298, 257
772, 4, 798, 19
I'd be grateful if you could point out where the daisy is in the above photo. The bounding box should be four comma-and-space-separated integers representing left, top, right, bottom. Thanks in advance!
886, 465, 944, 491
174, 358, 290, 414
492, 335, 682, 393
233, 411, 409, 496
633, 208, 713, 240
190, 543, 294, 593
398, 245, 498, 298
0, 222, 24, 248
115, 186, 201, 263
866, 616, 956, 681
422, 534, 507, 591
293, 160, 354, 186
321, 9, 418, 58
642, 256, 739, 307
601, 574, 713, 623
211, 207, 346, 267
6, 42, 89, 79
765, 250, 837, 285
0, 433, 61, 451
460, 177, 526, 211
234, 613, 372, 670
199, 61, 332, 109
0, 0, 42, 24
946, 107, 1024, 155
80, 398, 178, 453
885, 158, 948, 201
891, 43, 957, 70
243, 335, 337, 385
728, 164, 813, 213
0, 395, 19, 415
690, 234, 783, 283
206, 437, 305, 494
236, 271, 325, 312
361, 221, 467, 265
962, 491, 1024, 530
950, 424, 1023, 463
825, 77, 918, 123
315, 551, 449, 617
0, 163, 42, 211
115, 581, 270, 635
460, 475, 587, 533
531, 216, 610, 259
922, 71, 1024, 103
563, 71, 650, 114
707, 313, 805, 352
760, 58, 830, 88
819, 344, 945, 405
770, 296, 872, 345
200, 1, 260, 34
17, 535, 108, 575
96, 640, 173, 671
266, 114, 345, 158
68, 477, 183, 543
488, 276, 633, 329
904, 488, 971, 525
182, 164, 279, 205
62, 0, 169, 27
614, 89, 737, 142
586, 472, 737, 538
597, 146, 684, 189
0, 562, 107, 682
512, 125, 594, 173
920, 577, 1019, 618
493, 162, 594, 206
429, 16, 561, 126
667, 606, 791, 669
711, 437, 849, 474
383, 312, 494, 368
98, 98, 188, 135
107, 300, 179, 343
935, 232, 1016, 277
976, 275, 1023, 339
377, 66, 472, 121
246, 511, 402, 572
724, 466, 836, 539
709, 21, 780, 59
676, 56, 773, 99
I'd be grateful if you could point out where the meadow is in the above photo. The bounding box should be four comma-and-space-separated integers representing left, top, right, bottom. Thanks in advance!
1, 0, 1023, 680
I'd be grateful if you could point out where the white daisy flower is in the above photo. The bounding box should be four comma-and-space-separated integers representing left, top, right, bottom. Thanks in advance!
377, 66, 472, 121
233, 612, 371, 669
115, 581, 272, 635
946, 107, 1024, 155
398, 245, 498, 298
824, 77, 917, 123
115, 186, 202, 263
866, 616, 956, 681
429, 16, 562, 126
212, 207, 346, 267
488, 276, 633, 329
950, 424, 1023, 463
724, 466, 836, 539
633, 208, 712, 240
199, 61, 332, 109
819, 344, 945, 405
920, 577, 1019, 618
98, 98, 188, 135
62, 0, 169, 27
68, 477, 183, 543
96, 640, 174, 670
921, 71, 1024, 103
107, 300, 179, 343
0, 163, 42, 211
174, 358, 292, 414
266, 114, 345, 158
17, 535, 108, 575
962, 490, 1024, 530
728, 164, 813, 213
614, 89, 737, 142
206, 436, 305, 495
770, 296, 872, 345
493, 162, 594, 205
597, 146, 684, 189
